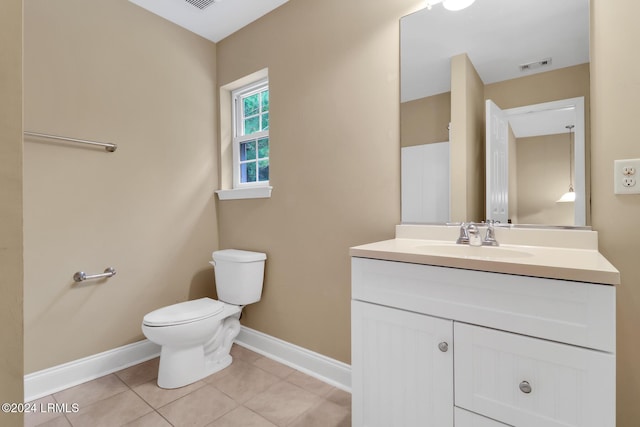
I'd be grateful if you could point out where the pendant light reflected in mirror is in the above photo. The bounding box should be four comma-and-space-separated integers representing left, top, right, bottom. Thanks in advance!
557, 125, 576, 203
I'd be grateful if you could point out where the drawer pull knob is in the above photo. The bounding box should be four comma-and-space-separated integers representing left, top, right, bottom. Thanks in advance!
519, 381, 532, 394
438, 342, 449, 352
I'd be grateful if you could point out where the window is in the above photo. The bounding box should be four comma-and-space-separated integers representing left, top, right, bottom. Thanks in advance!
233, 79, 269, 188
216, 69, 271, 200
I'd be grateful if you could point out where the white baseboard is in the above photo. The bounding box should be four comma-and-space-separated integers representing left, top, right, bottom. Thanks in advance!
24, 326, 351, 402
235, 326, 351, 392
24, 340, 160, 402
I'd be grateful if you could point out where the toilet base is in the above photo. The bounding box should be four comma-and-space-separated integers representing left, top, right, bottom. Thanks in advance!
154, 307, 242, 389
157, 349, 233, 389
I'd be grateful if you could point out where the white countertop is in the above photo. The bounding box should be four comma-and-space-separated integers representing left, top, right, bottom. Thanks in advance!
350, 225, 620, 285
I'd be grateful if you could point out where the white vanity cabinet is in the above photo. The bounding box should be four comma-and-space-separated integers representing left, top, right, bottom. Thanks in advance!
351, 257, 616, 427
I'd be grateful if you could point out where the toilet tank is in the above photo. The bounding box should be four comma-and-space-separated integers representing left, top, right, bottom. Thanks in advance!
211, 249, 266, 305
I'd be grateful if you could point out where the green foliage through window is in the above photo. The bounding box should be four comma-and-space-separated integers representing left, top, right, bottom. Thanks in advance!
239, 137, 269, 183
241, 89, 269, 136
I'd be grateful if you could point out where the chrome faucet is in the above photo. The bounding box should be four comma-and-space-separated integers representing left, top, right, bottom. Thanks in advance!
456, 223, 480, 245
456, 221, 500, 246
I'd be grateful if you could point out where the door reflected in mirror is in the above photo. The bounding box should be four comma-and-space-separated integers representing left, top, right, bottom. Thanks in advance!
486, 97, 586, 226
400, 0, 590, 227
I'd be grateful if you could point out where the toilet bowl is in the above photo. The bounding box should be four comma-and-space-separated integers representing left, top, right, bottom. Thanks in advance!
141, 249, 266, 389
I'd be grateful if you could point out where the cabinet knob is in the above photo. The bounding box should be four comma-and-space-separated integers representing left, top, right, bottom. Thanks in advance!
438, 342, 449, 352
519, 381, 532, 394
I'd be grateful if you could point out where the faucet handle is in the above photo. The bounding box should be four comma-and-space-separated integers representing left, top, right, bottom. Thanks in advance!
456, 222, 469, 244
483, 221, 500, 246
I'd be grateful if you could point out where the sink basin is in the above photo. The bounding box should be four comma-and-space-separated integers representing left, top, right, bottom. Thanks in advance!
416, 244, 533, 259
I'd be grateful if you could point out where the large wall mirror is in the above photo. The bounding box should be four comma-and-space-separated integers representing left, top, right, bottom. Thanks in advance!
400, 0, 590, 226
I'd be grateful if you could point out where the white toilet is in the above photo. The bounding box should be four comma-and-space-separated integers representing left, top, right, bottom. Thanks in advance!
141, 249, 266, 389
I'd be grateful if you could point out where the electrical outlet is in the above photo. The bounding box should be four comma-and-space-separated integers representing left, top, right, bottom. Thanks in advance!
614, 159, 640, 194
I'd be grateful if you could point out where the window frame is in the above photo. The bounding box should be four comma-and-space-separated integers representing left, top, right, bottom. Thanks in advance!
231, 78, 270, 189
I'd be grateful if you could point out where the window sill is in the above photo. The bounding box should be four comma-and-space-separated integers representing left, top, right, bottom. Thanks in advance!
216, 186, 273, 201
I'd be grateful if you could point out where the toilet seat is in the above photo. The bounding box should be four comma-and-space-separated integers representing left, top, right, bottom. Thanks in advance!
143, 298, 225, 327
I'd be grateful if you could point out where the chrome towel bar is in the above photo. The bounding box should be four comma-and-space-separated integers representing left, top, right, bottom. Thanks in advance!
73, 267, 116, 282
24, 131, 117, 152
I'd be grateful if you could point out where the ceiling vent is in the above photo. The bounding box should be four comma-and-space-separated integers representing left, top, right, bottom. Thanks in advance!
519, 57, 552, 72
184, 0, 216, 10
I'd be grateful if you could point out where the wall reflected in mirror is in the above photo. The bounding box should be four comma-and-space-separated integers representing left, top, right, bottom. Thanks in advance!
400, 0, 590, 226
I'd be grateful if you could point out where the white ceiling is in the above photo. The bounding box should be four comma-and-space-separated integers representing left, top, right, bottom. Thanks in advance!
401, 0, 590, 103
129, 0, 290, 43
508, 105, 577, 138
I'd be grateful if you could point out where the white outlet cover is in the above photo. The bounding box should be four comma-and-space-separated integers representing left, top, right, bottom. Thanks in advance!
614, 158, 640, 194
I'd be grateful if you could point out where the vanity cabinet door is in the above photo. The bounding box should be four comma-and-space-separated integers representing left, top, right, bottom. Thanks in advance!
454, 323, 615, 427
352, 300, 454, 427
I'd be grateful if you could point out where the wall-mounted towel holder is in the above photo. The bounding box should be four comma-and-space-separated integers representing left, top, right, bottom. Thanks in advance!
73, 267, 116, 282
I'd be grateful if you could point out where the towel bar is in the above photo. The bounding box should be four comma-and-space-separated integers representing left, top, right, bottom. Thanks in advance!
24, 131, 117, 152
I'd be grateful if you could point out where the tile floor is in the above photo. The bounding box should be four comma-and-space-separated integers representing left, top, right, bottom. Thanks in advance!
25, 344, 351, 427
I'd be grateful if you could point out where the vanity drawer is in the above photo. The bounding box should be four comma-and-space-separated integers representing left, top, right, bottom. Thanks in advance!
455, 407, 510, 426
352, 257, 615, 352
454, 323, 615, 427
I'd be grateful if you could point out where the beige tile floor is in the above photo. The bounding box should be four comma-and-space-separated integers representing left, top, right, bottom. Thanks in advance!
25, 344, 351, 427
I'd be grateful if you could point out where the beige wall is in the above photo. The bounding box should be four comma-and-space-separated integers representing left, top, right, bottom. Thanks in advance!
450, 53, 485, 222
484, 63, 590, 110
0, 0, 24, 425
23, 0, 219, 373
516, 134, 574, 225
591, 0, 640, 424
216, 0, 419, 363
400, 92, 451, 147
10, 2, 640, 424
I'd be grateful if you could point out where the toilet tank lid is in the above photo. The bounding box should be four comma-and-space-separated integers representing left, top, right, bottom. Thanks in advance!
212, 249, 267, 263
